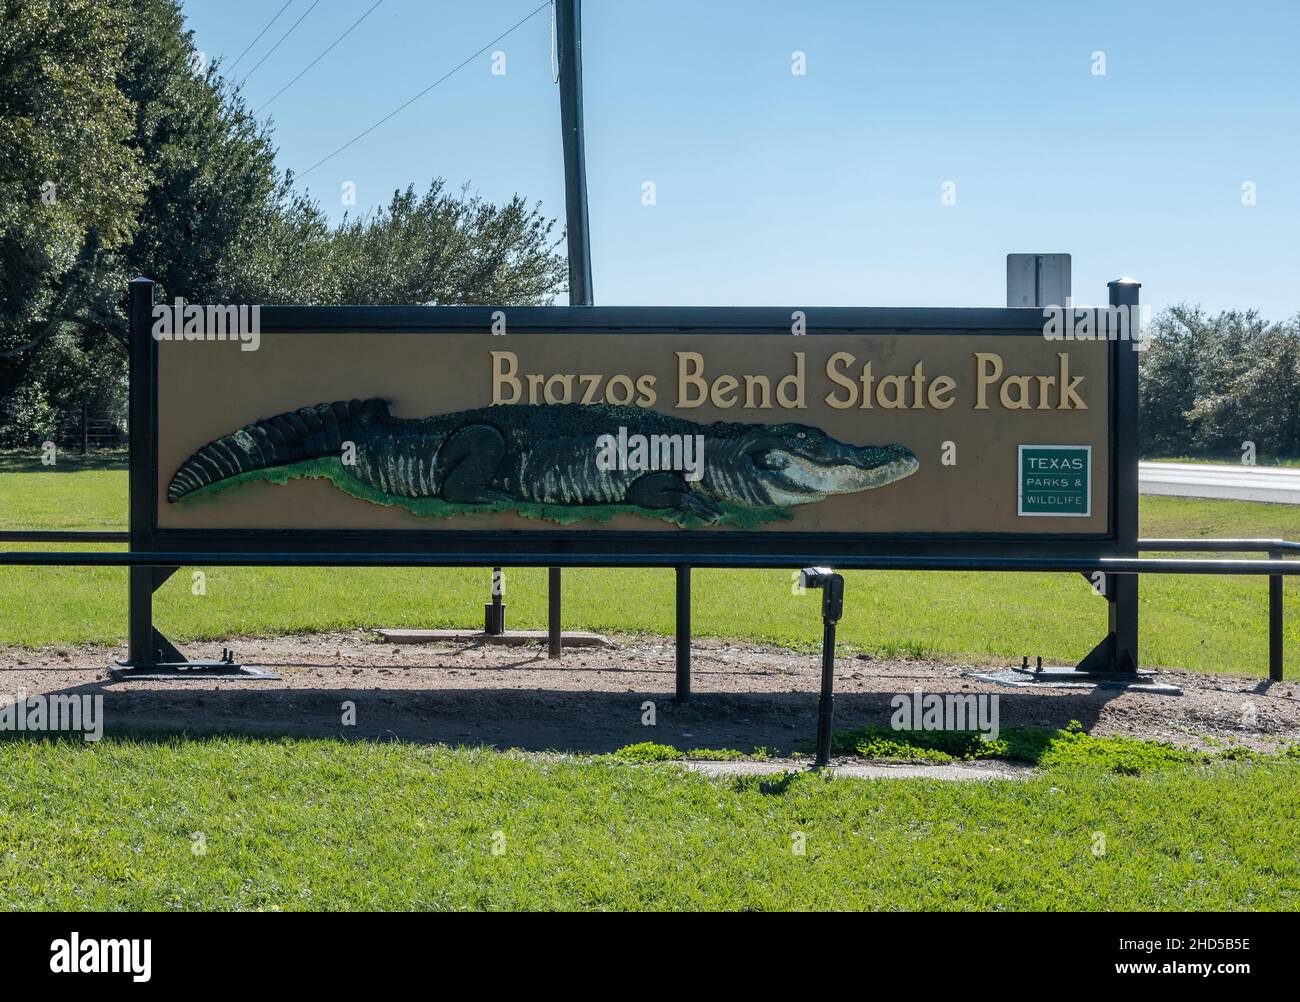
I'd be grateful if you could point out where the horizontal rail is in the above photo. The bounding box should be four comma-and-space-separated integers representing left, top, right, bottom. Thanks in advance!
0, 535, 1295, 551
0, 533, 1294, 553
3, 550, 1300, 574
0, 538, 1289, 561
0, 531, 129, 543
1140, 538, 1300, 553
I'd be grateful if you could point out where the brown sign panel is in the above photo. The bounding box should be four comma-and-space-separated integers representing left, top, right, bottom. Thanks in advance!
154, 321, 1112, 545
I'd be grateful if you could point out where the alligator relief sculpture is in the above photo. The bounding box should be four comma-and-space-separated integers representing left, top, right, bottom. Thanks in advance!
167, 400, 919, 527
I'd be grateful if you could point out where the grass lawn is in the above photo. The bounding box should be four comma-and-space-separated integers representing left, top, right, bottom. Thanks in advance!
1, 457, 1299, 674
1, 736, 1296, 910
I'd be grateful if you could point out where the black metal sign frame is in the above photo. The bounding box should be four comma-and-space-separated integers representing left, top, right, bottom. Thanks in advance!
129, 278, 1139, 568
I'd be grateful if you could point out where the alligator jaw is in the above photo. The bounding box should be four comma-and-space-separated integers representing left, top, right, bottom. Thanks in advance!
766, 444, 919, 503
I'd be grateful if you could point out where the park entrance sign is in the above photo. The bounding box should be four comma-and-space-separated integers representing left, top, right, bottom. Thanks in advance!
136, 289, 1134, 565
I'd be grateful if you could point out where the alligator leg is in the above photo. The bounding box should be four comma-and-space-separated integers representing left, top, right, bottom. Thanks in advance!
627, 471, 725, 524
439, 424, 513, 504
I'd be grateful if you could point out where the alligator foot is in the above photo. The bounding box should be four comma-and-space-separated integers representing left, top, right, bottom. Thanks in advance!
440, 424, 511, 504
627, 472, 725, 525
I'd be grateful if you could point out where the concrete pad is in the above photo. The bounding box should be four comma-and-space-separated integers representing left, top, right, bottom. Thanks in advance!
684, 759, 1031, 782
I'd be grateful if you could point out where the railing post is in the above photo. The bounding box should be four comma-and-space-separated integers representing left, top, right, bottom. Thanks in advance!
675, 565, 691, 702
548, 566, 562, 659
485, 567, 505, 635
1269, 549, 1284, 681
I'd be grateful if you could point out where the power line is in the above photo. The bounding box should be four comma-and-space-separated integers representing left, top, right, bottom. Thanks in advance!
296, 1, 551, 179
257, 0, 387, 114
240, 0, 324, 86
227, 0, 295, 73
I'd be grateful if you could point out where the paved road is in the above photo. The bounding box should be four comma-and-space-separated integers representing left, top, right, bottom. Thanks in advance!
1139, 462, 1300, 504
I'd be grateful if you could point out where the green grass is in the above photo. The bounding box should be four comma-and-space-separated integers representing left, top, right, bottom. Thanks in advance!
0, 735, 1296, 910
2, 461, 1300, 675
829, 722, 1291, 772
614, 741, 768, 762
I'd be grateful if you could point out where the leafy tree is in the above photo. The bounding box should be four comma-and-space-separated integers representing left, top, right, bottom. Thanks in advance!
0, 0, 145, 363
1, 0, 566, 446
1140, 306, 1300, 460
325, 182, 566, 306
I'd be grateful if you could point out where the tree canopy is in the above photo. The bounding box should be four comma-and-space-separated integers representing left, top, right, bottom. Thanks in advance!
1139, 306, 1300, 460
0, 0, 566, 445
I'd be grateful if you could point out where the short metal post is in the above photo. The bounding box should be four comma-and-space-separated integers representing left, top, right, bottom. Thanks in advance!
809, 571, 844, 768
1269, 549, 1284, 681
816, 617, 837, 767
675, 565, 691, 701
485, 567, 505, 635
548, 566, 562, 659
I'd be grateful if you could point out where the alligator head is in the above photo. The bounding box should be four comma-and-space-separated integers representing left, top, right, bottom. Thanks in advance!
735, 424, 919, 506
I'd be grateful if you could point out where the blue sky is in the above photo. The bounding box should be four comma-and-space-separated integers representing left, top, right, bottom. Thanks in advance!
180, 0, 1299, 318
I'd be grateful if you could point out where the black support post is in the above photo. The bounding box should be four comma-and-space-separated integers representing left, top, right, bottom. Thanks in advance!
485, 567, 505, 635
1269, 549, 1284, 681
548, 566, 562, 659
675, 565, 691, 701
115, 278, 272, 681
1077, 280, 1141, 676
1108, 278, 1141, 673
127, 277, 157, 668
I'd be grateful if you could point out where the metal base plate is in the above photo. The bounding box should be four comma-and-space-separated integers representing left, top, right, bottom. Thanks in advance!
964, 665, 1182, 695
108, 661, 280, 681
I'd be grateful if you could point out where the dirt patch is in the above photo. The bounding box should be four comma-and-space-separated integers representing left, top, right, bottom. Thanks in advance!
3, 632, 1298, 761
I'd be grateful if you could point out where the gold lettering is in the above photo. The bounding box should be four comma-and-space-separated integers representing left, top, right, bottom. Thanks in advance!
606, 374, 635, 406
1058, 353, 1086, 409
974, 352, 1002, 410
491, 351, 521, 404
824, 352, 857, 409
543, 374, 573, 405
876, 374, 907, 409
776, 352, 806, 409
744, 375, 772, 409
677, 352, 707, 408
1000, 374, 1032, 410
927, 374, 956, 409
711, 374, 739, 408
635, 374, 657, 407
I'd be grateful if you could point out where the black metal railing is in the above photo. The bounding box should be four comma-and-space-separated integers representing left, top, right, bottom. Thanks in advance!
0, 535, 1292, 680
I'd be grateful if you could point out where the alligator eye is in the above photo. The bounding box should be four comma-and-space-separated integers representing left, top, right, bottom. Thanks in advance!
796, 432, 805, 439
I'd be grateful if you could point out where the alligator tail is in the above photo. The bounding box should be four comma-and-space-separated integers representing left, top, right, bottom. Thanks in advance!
166, 398, 389, 502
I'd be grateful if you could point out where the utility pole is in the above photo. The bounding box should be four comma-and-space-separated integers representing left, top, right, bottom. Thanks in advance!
546, 0, 594, 659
